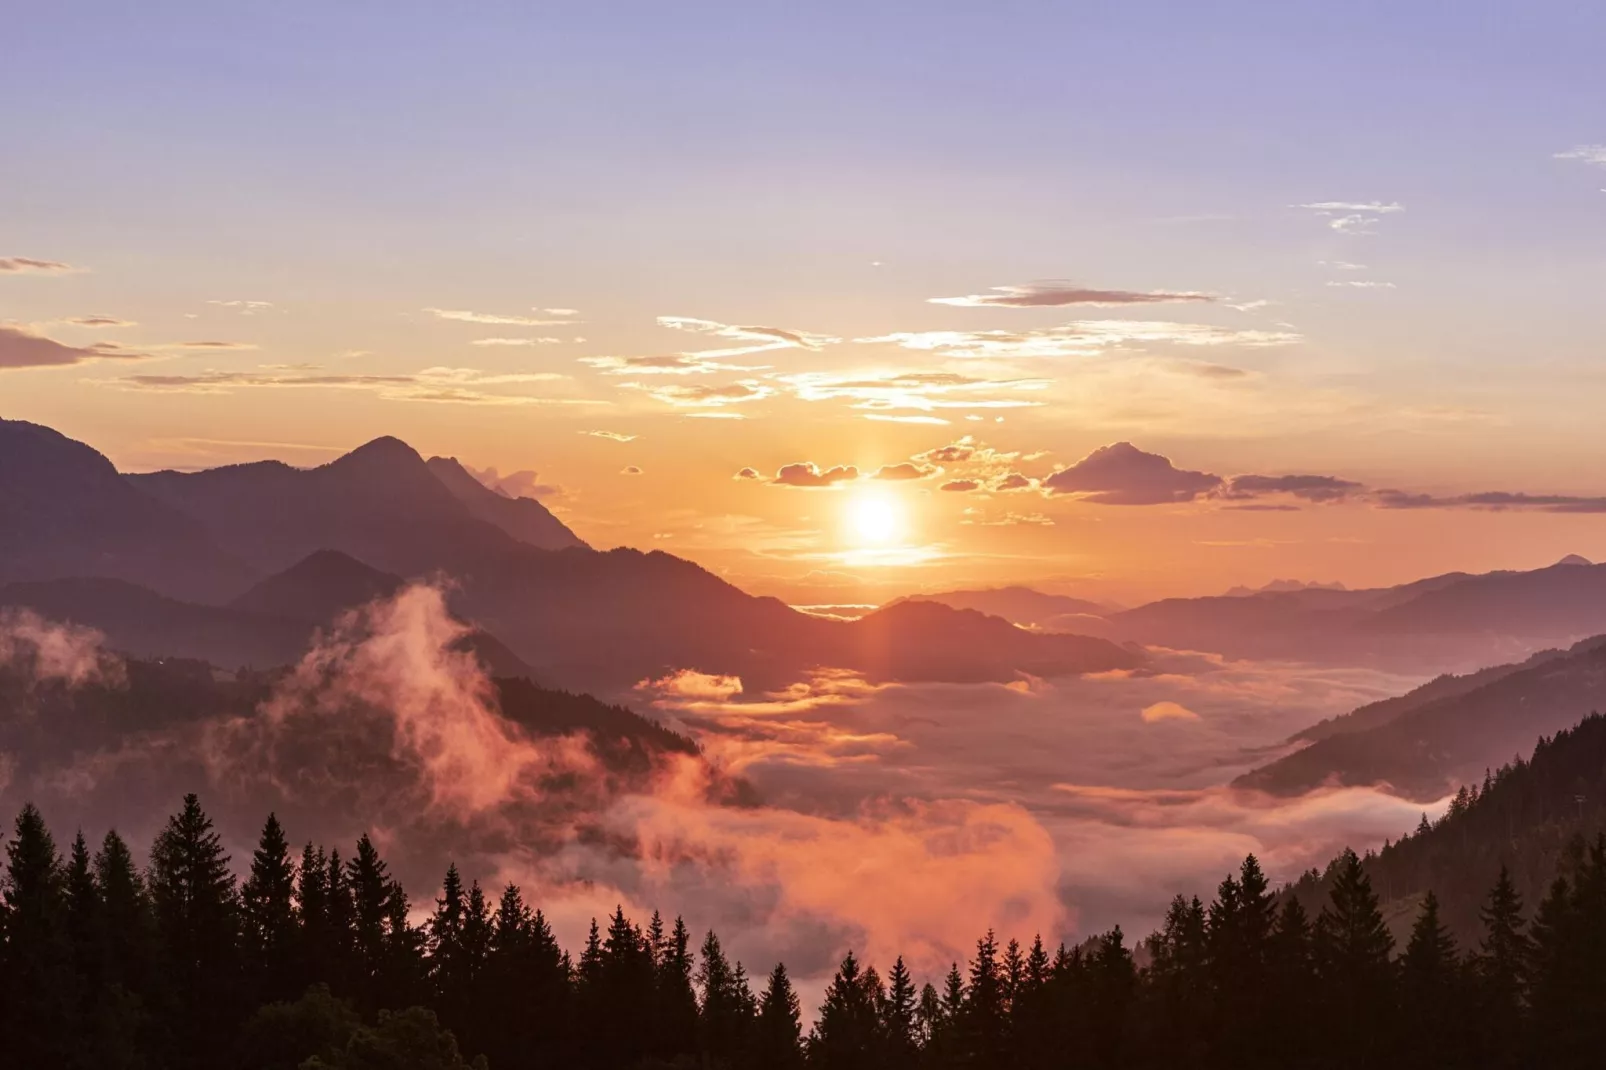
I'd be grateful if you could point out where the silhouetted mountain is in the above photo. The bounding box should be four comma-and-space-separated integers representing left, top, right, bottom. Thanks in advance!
3, 422, 1142, 689
1222, 578, 1348, 597
126, 436, 552, 578
1237, 634, 1606, 799
1091, 559, 1606, 670
0, 418, 254, 601
1287, 712, 1606, 946
229, 549, 404, 621
897, 586, 1116, 630
425, 455, 588, 550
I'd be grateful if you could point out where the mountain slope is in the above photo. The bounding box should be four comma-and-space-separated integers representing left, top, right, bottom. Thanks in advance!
229, 549, 405, 621
425, 455, 587, 550
1236, 635, 1606, 799
126, 436, 533, 578
0, 418, 254, 601
898, 587, 1115, 630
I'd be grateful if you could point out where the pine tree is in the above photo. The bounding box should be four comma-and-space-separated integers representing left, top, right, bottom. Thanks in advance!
880, 955, 918, 1066
655, 914, 699, 1059
428, 863, 468, 1012
698, 929, 754, 1065
809, 950, 880, 1070
64, 830, 99, 982
148, 793, 242, 1069
961, 930, 1009, 1068
0, 803, 81, 1066
93, 828, 156, 1000
240, 813, 298, 1003
1474, 864, 1531, 1066
1400, 891, 1464, 1064
754, 962, 804, 1069
1313, 849, 1395, 1059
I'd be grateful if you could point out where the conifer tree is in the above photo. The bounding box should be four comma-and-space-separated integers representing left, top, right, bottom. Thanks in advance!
880, 955, 918, 1066
754, 962, 805, 1069
1313, 849, 1395, 1059
241, 813, 298, 1003
0, 803, 81, 1066
93, 828, 156, 1001
1475, 864, 1531, 1066
809, 950, 880, 1070
148, 793, 242, 1068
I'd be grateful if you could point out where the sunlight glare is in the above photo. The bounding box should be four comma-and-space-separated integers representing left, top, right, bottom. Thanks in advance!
844, 490, 905, 546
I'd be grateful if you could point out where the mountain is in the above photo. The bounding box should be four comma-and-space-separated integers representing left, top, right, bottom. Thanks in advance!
0, 418, 254, 601
125, 436, 579, 578
229, 548, 404, 621
897, 587, 1116, 631
1285, 712, 1606, 946
1236, 633, 1606, 799
1222, 578, 1347, 597
1, 554, 534, 678
425, 455, 587, 550
1090, 559, 1606, 670
3, 421, 1139, 690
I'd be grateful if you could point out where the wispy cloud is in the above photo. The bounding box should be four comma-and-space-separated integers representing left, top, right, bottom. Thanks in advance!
1375, 489, 1606, 513
930, 282, 1218, 308
783, 370, 1051, 414
425, 307, 580, 326
657, 316, 838, 356
860, 321, 1300, 359
472, 336, 562, 346
207, 299, 275, 314
0, 325, 146, 369
582, 353, 766, 376
1326, 280, 1396, 289
1291, 200, 1405, 235
623, 380, 774, 408
581, 430, 638, 442
63, 316, 136, 328
1554, 144, 1606, 168
0, 257, 78, 275
107, 364, 594, 405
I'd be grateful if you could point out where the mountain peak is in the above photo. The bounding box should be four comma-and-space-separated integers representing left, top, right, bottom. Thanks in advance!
326, 435, 426, 473
1555, 554, 1593, 567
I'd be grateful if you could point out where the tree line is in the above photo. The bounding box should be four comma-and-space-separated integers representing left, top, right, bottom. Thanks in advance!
4, 794, 1606, 1069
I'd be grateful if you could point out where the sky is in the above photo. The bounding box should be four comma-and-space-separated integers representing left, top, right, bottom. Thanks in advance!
6, 1, 1606, 605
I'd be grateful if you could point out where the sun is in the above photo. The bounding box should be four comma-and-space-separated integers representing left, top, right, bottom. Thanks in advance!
844, 489, 905, 546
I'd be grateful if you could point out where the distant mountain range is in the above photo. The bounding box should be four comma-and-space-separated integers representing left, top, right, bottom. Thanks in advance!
1236, 633, 1606, 799
0, 419, 1142, 690
917, 553, 1606, 673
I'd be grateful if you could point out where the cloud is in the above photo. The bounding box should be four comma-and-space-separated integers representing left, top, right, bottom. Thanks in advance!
930, 282, 1219, 308
1043, 442, 1223, 505
0, 325, 147, 370
621, 465, 643, 476
940, 479, 981, 492
1374, 489, 1606, 514
0, 609, 123, 689
1140, 701, 1200, 723
1222, 474, 1363, 504
0, 257, 77, 274
426, 308, 579, 326
168, 340, 257, 350
860, 321, 1300, 359
657, 316, 838, 355
473, 337, 563, 346
783, 370, 1050, 414
624, 380, 774, 408
64, 316, 135, 328
582, 430, 637, 442
464, 466, 562, 501
734, 467, 762, 481
1326, 280, 1396, 290
1554, 145, 1606, 168
871, 462, 936, 481
583, 354, 764, 376
866, 415, 951, 425
207, 299, 274, 314
772, 462, 860, 489
1291, 201, 1405, 235
109, 365, 597, 406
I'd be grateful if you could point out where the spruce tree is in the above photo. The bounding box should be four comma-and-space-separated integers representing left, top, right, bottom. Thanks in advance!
809, 950, 880, 1070
1313, 849, 1394, 1059
0, 803, 81, 1066
754, 962, 805, 1069
1474, 864, 1531, 1066
881, 955, 918, 1066
148, 793, 242, 1069
240, 813, 298, 1003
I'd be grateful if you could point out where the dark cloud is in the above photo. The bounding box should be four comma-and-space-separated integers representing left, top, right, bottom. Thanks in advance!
872, 462, 936, 481
772, 463, 860, 489
66, 316, 135, 328
917, 440, 977, 464
0, 257, 76, 274
621, 465, 643, 476
1043, 443, 1223, 505
941, 479, 982, 493
931, 282, 1219, 308
1223, 474, 1363, 504
993, 473, 1034, 491
734, 467, 763, 481
1375, 489, 1606, 514
0, 325, 145, 369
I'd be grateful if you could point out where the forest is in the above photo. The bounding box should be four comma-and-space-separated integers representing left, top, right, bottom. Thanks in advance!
4, 781, 1606, 1070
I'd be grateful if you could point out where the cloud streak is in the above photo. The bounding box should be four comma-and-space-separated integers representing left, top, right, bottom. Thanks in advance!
0, 325, 146, 370
930, 282, 1218, 308
861, 321, 1299, 359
